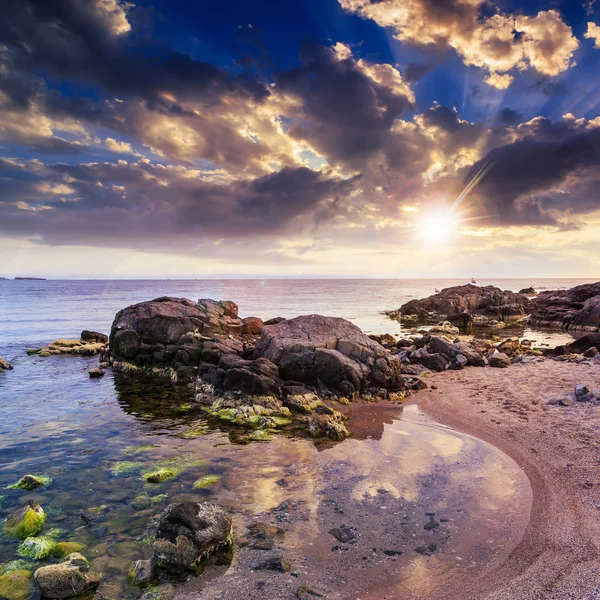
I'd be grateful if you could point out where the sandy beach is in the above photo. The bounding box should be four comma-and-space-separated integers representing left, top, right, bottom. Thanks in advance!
411, 360, 600, 600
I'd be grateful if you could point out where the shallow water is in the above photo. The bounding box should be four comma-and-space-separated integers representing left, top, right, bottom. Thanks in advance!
0, 278, 572, 597
0, 353, 531, 599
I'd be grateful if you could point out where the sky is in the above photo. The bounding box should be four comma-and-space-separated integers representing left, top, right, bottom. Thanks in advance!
1, 0, 600, 278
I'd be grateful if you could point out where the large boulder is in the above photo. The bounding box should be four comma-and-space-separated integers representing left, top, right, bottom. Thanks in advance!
152, 502, 233, 573
530, 283, 600, 331
390, 284, 532, 326
568, 333, 600, 354
253, 314, 404, 396
34, 553, 99, 599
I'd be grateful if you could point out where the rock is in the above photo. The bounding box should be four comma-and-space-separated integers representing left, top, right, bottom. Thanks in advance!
452, 354, 468, 369
369, 333, 397, 346
419, 353, 448, 372
429, 321, 460, 336
4, 502, 46, 539
88, 367, 104, 378
308, 413, 349, 441
8, 474, 50, 491
530, 283, 600, 331
34, 553, 99, 599
0, 570, 33, 600
80, 330, 109, 344
560, 395, 576, 406
489, 351, 510, 368
497, 339, 520, 357
242, 317, 264, 336
109, 297, 244, 366
519, 287, 537, 295
253, 315, 405, 396
592, 389, 600, 400
400, 364, 427, 376
128, 557, 156, 586
140, 584, 176, 600
51, 542, 86, 559
574, 384, 593, 402
0, 357, 14, 371
27, 338, 106, 357
152, 502, 233, 572
390, 284, 532, 326
255, 556, 291, 572
328, 526, 356, 543
584, 347, 599, 358
424, 516, 439, 530
568, 334, 600, 354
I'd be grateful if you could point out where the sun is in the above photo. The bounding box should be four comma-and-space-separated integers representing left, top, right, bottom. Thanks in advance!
417, 208, 458, 244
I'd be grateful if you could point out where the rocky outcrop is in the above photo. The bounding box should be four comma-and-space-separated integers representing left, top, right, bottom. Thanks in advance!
529, 282, 600, 331
108, 297, 249, 382
34, 553, 99, 599
253, 315, 404, 397
0, 357, 13, 371
388, 284, 532, 328
152, 502, 233, 573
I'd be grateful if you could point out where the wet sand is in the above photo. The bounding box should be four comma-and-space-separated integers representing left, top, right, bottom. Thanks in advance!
411, 360, 600, 600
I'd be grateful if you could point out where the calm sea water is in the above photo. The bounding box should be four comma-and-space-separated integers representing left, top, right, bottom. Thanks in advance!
0, 278, 586, 598
0, 278, 593, 350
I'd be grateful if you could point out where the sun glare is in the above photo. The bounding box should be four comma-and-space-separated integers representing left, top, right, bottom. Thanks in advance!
417, 209, 458, 244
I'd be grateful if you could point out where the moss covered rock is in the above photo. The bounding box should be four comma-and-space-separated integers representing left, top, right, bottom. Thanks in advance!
0, 570, 33, 600
193, 475, 221, 489
8, 474, 50, 491
18, 535, 57, 560
4, 502, 46, 540
143, 468, 178, 483
51, 542, 86, 559
34, 553, 99, 599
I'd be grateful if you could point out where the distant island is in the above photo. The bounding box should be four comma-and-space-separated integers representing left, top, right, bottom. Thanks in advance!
13, 277, 47, 280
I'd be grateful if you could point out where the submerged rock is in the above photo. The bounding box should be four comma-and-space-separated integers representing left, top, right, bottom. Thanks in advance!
0, 357, 14, 371
128, 557, 157, 587
0, 569, 33, 600
152, 502, 233, 573
4, 502, 46, 540
8, 474, 50, 491
34, 553, 99, 599
88, 367, 104, 378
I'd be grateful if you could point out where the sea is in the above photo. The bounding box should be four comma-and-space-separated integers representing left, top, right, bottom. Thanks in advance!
0, 278, 592, 598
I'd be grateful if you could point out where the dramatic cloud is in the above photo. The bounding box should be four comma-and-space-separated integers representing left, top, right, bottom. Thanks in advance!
463, 115, 600, 227
0, 158, 357, 249
339, 1, 578, 88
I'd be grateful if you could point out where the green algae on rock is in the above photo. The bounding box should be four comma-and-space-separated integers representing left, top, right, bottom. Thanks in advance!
8, 474, 51, 491
18, 535, 57, 560
4, 502, 46, 539
193, 475, 221, 489
123, 444, 158, 455
110, 461, 145, 477
143, 468, 179, 483
0, 569, 34, 600
51, 541, 86, 559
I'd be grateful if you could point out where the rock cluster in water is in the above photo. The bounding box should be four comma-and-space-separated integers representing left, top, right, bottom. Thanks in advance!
107, 297, 408, 440
388, 284, 532, 328
389, 282, 600, 332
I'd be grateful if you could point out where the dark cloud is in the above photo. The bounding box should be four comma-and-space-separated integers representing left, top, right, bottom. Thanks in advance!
0, 161, 357, 249
275, 43, 413, 168
465, 119, 600, 226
